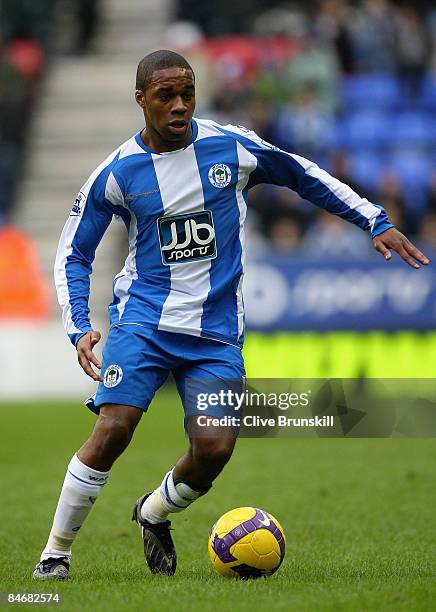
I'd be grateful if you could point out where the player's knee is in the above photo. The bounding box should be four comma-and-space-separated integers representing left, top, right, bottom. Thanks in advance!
93, 414, 134, 455
192, 438, 234, 468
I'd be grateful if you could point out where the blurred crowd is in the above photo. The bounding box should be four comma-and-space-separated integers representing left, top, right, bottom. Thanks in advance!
0, 0, 100, 224
173, 0, 436, 255
0, 0, 53, 221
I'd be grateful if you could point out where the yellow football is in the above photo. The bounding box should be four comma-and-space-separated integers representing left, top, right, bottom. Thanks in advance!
208, 507, 285, 579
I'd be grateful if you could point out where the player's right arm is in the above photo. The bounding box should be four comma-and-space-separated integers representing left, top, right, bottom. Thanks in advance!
54, 152, 126, 381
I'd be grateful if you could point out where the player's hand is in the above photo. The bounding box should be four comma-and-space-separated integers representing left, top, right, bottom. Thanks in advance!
76, 330, 103, 382
372, 228, 430, 269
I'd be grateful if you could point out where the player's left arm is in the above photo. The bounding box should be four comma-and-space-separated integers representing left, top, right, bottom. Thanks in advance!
221, 124, 429, 269
265, 149, 429, 269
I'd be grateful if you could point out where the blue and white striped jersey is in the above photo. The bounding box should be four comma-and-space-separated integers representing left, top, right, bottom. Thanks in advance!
54, 118, 393, 348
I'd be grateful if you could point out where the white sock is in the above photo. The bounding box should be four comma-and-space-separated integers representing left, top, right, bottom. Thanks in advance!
140, 469, 205, 524
40, 454, 109, 561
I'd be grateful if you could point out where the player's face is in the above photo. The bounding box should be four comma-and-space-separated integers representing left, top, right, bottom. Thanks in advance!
136, 67, 196, 150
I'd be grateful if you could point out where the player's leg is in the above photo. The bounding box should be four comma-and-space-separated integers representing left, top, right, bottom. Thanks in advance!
78, 402, 142, 470
33, 403, 142, 580
135, 336, 244, 571
174, 423, 237, 487
132, 424, 237, 576
33, 324, 165, 580
135, 424, 237, 522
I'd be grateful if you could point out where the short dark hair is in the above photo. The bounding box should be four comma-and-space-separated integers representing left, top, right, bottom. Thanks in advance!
136, 50, 194, 91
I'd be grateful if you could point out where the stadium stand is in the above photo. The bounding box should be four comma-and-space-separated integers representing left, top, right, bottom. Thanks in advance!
0, 1, 52, 221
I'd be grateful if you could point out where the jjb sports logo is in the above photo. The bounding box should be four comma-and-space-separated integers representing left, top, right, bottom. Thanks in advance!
208, 163, 232, 189
158, 211, 217, 265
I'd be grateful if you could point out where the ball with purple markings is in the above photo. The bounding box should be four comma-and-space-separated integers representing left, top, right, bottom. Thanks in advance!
208, 506, 286, 578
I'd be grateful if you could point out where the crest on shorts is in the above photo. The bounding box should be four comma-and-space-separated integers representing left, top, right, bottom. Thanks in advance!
103, 364, 123, 388
208, 163, 232, 189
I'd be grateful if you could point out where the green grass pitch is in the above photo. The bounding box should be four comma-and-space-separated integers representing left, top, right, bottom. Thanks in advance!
2, 388, 436, 611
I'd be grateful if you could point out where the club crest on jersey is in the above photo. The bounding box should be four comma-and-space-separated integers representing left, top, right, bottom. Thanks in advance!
157, 210, 217, 265
208, 163, 232, 189
103, 364, 123, 388
70, 191, 85, 216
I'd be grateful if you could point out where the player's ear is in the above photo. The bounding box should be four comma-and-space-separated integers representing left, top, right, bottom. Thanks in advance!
135, 89, 146, 109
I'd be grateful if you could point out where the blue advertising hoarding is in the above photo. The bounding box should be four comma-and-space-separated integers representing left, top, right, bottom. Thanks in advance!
244, 252, 435, 331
